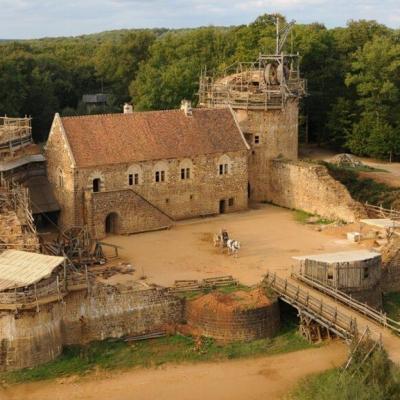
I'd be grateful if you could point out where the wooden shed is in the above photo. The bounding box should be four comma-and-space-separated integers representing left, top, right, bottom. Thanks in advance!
294, 250, 382, 291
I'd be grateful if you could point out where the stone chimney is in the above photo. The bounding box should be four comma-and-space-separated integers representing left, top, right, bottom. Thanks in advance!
180, 99, 192, 117
123, 103, 133, 114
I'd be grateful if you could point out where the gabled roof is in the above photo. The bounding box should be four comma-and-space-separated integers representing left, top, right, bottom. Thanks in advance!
59, 108, 248, 168
0, 250, 65, 291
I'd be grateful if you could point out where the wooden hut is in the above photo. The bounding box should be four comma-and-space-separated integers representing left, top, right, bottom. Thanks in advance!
294, 250, 381, 291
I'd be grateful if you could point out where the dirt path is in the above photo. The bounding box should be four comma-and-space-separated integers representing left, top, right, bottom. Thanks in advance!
0, 343, 346, 400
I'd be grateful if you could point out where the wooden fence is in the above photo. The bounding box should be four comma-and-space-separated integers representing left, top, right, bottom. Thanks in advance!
292, 272, 400, 334
365, 202, 400, 220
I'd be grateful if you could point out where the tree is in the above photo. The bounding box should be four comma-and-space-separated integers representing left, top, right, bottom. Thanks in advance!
346, 34, 400, 159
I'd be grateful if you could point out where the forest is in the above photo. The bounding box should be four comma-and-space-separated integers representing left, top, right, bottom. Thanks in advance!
0, 14, 399, 160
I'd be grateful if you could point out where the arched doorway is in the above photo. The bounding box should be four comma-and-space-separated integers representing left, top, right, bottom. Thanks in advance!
105, 213, 119, 234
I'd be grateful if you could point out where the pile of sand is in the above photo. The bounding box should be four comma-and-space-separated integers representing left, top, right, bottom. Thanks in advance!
189, 288, 272, 312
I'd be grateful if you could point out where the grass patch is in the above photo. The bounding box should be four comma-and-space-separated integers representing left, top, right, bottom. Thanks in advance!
338, 164, 388, 173
1, 321, 312, 385
383, 292, 400, 321
293, 210, 334, 225
288, 346, 400, 400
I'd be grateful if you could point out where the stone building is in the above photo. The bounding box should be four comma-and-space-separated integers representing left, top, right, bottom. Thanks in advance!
199, 52, 305, 201
45, 105, 249, 238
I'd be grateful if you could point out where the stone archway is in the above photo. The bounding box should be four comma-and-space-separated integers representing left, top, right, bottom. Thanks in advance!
105, 212, 119, 235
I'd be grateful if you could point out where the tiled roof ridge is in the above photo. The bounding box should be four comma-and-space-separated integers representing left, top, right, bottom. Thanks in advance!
60, 108, 218, 121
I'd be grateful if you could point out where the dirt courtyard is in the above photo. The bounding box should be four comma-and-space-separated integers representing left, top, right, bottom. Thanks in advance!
105, 204, 359, 287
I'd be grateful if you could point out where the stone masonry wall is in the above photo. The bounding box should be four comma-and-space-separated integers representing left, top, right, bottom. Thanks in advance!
62, 286, 183, 345
45, 115, 76, 228
86, 190, 173, 238
75, 151, 248, 238
0, 285, 183, 371
267, 159, 367, 223
234, 100, 299, 202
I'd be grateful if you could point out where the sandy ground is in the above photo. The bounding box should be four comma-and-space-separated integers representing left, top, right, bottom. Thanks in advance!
1, 342, 347, 400
104, 204, 359, 287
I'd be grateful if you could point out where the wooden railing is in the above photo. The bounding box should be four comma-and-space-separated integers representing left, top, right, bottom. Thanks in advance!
264, 271, 358, 340
292, 272, 400, 334
365, 202, 400, 220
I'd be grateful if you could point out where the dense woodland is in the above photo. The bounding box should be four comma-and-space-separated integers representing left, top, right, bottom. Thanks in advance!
1, 14, 400, 159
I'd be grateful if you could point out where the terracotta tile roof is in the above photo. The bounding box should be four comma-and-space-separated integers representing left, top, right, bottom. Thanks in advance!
60, 108, 247, 168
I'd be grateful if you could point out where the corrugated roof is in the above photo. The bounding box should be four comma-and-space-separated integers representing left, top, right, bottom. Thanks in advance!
293, 250, 381, 264
60, 108, 247, 168
0, 250, 65, 291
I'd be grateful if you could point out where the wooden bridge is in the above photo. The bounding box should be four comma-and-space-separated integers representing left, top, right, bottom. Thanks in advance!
264, 271, 359, 341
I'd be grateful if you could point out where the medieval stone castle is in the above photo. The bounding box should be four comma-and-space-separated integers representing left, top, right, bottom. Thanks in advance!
43, 50, 363, 239
45, 53, 298, 238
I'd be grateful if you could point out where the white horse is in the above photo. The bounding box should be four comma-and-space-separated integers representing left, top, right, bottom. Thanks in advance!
227, 239, 240, 257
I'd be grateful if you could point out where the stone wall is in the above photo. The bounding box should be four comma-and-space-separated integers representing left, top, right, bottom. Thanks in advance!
267, 159, 367, 223
77, 151, 248, 238
234, 100, 299, 202
62, 286, 183, 345
86, 190, 173, 238
45, 115, 76, 228
0, 285, 183, 371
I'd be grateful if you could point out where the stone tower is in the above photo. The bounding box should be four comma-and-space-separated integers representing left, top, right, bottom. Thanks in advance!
199, 23, 306, 201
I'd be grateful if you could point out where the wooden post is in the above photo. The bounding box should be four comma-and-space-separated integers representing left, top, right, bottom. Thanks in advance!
34, 283, 39, 313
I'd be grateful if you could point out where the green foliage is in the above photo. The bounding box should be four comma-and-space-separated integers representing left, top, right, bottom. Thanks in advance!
0, 14, 399, 157
1, 322, 312, 384
289, 347, 400, 400
324, 162, 400, 208
383, 292, 400, 321
293, 210, 334, 225
345, 35, 400, 160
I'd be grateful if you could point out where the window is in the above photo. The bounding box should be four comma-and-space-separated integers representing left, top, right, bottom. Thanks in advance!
363, 267, 369, 279
181, 168, 191, 180
128, 173, 139, 186
155, 170, 165, 183
217, 155, 231, 176
93, 178, 100, 193
254, 135, 260, 144
219, 164, 229, 175
58, 170, 64, 188
165, 198, 169, 204
228, 198, 234, 207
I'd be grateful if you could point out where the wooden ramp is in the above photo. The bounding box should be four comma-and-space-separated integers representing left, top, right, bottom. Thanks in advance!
264, 271, 400, 364
264, 271, 358, 340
